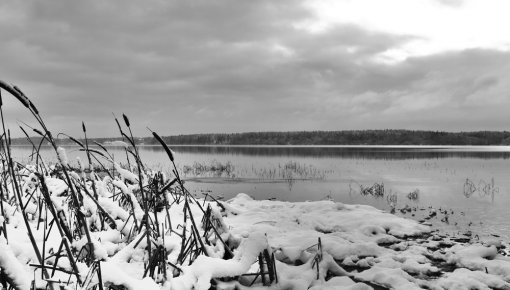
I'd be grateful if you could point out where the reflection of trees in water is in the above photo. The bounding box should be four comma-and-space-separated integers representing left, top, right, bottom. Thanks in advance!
141, 145, 510, 160
16, 146, 510, 163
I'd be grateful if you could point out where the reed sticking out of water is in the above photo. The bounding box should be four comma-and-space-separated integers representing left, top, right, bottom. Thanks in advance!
359, 182, 385, 197
463, 177, 499, 202
407, 189, 420, 201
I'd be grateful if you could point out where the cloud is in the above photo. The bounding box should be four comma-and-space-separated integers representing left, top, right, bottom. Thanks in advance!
436, 0, 465, 7
0, 0, 508, 137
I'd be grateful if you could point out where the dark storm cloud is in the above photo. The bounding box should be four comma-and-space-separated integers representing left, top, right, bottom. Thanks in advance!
0, 0, 507, 137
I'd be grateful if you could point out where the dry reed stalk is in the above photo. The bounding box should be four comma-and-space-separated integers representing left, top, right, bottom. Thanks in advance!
0, 80, 268, 288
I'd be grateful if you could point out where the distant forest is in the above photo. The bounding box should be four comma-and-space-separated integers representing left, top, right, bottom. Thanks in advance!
11, 130, 510, 146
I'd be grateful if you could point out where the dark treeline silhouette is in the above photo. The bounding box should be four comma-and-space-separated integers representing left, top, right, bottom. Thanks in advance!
12, 130, 510, 146
149, 130, 510, 146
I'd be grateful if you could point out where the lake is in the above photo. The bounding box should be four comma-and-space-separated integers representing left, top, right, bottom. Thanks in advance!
12, 145, 510, 239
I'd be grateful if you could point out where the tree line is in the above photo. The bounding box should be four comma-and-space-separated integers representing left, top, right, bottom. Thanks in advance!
149, 130, 510, 145
11, 130, 510, 146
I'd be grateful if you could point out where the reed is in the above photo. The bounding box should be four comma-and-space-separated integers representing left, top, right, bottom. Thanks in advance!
0, 80, 284, 290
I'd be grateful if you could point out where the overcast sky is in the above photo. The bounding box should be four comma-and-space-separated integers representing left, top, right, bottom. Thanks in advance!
0, 0, 509, 137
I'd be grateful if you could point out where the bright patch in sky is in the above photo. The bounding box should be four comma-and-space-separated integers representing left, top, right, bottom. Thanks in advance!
304, 0, 510, 61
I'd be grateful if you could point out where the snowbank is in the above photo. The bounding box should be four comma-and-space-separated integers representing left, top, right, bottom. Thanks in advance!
3, 185, 510, 290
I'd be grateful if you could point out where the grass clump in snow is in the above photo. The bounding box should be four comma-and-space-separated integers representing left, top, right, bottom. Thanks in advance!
0, 80, 269, 290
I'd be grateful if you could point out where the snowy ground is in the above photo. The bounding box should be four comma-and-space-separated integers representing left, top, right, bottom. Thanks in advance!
222, 194, 510, 290
3, 177, 510, 290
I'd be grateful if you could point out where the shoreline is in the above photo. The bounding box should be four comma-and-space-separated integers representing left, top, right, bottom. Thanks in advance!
3, 187, 509, 289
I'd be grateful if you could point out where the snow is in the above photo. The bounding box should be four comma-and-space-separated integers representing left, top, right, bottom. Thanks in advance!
0, 237, 31, 290
101, 261, 160, 290
113, 162, 139, 184
56, 146, 69, 167
45, 176, 68, 196
3, 171, 510, 290
112, 179, 144, 221
171, 232, 268, 290
310, 276, 372, 290
436, 268, 510, 290
444, 243, 510, 280
355, 266, 420, 290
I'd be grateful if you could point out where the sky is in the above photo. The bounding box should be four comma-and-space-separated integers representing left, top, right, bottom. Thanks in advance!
0, 0, 509, 137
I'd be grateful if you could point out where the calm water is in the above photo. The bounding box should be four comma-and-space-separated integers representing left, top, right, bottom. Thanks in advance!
12, 145, 510, 239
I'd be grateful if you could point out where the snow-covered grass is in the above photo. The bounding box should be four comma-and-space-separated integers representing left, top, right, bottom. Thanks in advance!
2, 80, 510, 290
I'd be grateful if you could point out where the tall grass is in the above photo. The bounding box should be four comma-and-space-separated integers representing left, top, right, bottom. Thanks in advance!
0, 80, 279, 289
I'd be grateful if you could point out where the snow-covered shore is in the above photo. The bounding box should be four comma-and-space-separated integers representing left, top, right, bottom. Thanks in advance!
3, 182, 510, 290
222, 194, 510, 290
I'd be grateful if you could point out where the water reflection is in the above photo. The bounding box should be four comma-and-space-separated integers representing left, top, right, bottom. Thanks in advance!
143, 145, 510, 159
